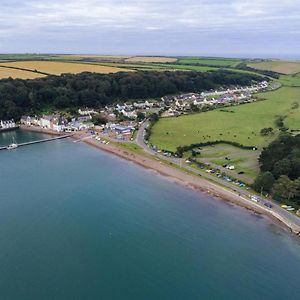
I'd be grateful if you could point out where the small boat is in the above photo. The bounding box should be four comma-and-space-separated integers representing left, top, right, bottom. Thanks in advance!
7, 143, 18, 150
6, 137, 18, 150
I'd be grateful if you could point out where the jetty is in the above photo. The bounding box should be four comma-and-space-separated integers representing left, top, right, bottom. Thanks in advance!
0, 134, 74, 151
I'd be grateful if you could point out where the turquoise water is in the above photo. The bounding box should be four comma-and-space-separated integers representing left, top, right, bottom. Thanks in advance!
0, 130, 300, 300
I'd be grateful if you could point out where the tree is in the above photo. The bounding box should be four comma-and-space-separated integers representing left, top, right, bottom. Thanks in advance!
275, 115, 285, 128
137, 111, 145, 122
176, 146, 185, 158
272, 175, 298, 200
294, 177, 300, 198
149, 113, 159, 123
253, 171, 275, 193
291, 102, 299, 109
260, 127, 273, 136
273, 158, 292, 178
0, 70, 263, 120
92, 114, 108, 125
190, 103, 200, 112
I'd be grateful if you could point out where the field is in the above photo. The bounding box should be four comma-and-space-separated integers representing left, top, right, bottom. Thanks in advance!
0, 54, 265, 77
0, 61, 133, 77
52, 55, 130, 62
191, 144, 260, 183
149, 63, 220, 72
0, 66, 46, 79
0, 54, 51, 60
150, 83, 300, 152
248, 60, 300, 75
124, 56, 178, 63
178, 57, 242, 67
150, 74, 300, 183
276, 74, 300, 87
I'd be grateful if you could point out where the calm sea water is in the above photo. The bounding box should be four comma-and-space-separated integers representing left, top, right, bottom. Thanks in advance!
0, 130, 300, 300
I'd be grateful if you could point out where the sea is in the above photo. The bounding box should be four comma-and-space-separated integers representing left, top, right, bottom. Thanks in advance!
0, 130, 300, 300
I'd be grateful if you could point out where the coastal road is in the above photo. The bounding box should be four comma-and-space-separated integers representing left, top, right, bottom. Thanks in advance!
135, 121, 300, 234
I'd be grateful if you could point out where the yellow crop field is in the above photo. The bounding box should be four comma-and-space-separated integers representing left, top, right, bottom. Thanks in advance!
125, 56, 178, 63
0, 67, 46, 79
248, 60, 300, 74
0, 61, 132, 76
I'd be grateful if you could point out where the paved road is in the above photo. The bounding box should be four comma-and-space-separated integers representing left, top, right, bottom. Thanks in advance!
135, 120, 300, 233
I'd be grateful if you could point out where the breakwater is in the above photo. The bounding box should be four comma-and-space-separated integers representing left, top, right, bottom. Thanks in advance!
0, 133, 73, 150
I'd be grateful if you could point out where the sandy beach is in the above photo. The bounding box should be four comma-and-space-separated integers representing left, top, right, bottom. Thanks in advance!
20, 125, 300, 235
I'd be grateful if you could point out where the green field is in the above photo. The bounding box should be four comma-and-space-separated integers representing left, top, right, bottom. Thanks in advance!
277, 74, 300, 87
150, 63, 219, 72
191, 144, 260, 183
178, 57, 242, 67
150, 79, 300, 152
0, 54, 51, 60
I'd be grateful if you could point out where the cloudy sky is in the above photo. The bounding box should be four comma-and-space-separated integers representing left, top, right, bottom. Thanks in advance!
1, 0, 300, 58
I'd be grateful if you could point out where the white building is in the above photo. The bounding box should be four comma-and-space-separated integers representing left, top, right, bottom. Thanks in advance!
0, 119, 16, 129
78, 108, 96, 115
39, 115, 52, 129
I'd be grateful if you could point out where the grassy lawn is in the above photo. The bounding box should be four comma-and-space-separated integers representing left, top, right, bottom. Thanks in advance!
193, 144, 260, 183
114, 142, 148, 156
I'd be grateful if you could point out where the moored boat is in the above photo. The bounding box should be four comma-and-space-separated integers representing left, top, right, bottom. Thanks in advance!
7, 143, 18, 150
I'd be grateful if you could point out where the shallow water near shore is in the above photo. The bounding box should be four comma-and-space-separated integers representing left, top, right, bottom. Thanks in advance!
1, 130, 300, 300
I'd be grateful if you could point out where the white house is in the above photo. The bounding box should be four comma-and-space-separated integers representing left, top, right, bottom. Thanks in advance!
0, 119, 16, 129
39, 115, 52, 129
20, 115, 38, 126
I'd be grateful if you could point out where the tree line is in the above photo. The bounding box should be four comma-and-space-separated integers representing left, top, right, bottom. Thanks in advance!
253, 133, 300, 206
0, 70, 263, 120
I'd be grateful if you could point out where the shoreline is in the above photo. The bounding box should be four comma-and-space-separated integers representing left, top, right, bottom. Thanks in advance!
20, 125, 300, 236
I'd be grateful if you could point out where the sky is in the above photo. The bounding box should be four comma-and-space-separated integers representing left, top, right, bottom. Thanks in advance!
1, 0, 300, 58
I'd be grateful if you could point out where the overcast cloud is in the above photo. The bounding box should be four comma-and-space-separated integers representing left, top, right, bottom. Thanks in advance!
1, 0, 300, 58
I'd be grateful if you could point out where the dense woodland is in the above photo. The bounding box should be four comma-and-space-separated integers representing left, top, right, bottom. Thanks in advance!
0, 70, 263, 120
254, 134, 300, 206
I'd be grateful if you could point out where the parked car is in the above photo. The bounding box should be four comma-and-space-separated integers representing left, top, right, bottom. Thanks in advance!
250, 195, 260, 203
264, 202, 273, 209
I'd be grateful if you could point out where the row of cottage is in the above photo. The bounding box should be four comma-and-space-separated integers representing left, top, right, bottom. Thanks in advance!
0, 119, 17, 130
21, 114, 94, 132
161, 81, 270, 115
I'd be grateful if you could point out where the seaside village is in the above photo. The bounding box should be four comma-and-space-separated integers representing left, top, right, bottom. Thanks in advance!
15, 81, 271, 139
0, 80, 271, 142
2, 80, 300, 216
